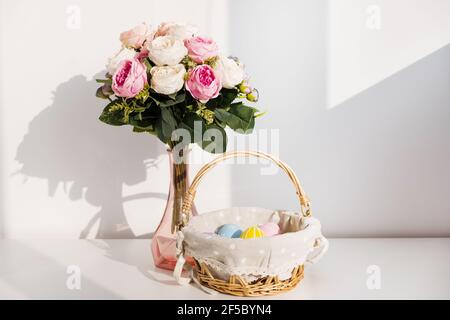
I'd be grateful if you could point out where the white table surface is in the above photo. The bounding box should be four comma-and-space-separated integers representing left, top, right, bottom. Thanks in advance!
0, 238, 449, 300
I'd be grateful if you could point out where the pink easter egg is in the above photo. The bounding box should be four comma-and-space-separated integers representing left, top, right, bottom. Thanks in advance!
259, 222, 280, 237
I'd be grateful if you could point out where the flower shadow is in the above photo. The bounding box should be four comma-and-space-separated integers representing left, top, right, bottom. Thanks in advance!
15, 74, 167, 239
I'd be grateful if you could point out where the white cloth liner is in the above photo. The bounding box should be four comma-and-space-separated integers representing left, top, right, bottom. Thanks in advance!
174, 207, 328, 285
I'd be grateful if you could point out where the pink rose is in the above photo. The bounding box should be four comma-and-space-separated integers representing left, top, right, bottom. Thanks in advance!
112, 59, 148, 98
120, 23, 152, 49
135, 48, 150, 62
184, 36, 219, 63
185, 65, 222, 102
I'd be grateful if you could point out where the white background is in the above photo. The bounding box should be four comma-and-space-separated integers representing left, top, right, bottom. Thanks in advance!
1, 0, 449, 239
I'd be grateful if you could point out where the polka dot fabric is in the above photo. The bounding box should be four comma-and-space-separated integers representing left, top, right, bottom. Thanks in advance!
180, 207, 328, 283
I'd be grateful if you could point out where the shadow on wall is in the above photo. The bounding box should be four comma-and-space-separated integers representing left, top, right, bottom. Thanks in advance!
230, 38, 450, 236
322, 43, 450, 237
0, 88, 3, 239
15, 74, 166, 239
227, 0, 450, 236
0, 38, 4, 239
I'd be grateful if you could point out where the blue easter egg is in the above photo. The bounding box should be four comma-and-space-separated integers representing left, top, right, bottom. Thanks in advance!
215, 224, 242, 238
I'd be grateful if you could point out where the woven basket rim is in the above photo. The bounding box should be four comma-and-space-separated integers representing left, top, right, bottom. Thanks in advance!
194, 260, 304, 297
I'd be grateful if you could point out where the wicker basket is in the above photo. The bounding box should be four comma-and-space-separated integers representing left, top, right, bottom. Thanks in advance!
173, 151, 328, 297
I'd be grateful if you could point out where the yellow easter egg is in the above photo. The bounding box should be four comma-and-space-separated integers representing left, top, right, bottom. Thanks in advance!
240, 226, 265, 239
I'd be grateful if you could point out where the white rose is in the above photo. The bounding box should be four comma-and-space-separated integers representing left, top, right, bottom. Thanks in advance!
147, 36, 188, 66
156, 22, 197, 40
106, 47, 136, 75
214, 56, 244, 89
150, 64, 186, 95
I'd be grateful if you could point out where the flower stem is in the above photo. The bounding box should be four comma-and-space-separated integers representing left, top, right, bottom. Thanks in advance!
171, 147, 188, 233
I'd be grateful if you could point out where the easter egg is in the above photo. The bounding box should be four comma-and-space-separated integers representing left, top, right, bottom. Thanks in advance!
259, 222, 280, 237
215, 224, 242, 238
240, 226, 265, 239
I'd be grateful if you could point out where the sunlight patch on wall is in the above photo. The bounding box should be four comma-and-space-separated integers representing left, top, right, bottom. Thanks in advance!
327, 0, 450, 109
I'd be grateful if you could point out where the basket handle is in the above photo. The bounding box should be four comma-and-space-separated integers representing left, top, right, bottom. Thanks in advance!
306, 235, 329, 264
181, 151, 312, 227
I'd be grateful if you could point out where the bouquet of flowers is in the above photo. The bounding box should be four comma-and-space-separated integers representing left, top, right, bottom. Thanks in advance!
96, 22, 261, 153
95, 22, 263, 268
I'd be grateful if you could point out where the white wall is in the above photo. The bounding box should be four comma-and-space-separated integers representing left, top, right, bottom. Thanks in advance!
228, 0, 450, 237
328, 0, 450, 108
1, 0, 449, 239
0, 0, 233, 238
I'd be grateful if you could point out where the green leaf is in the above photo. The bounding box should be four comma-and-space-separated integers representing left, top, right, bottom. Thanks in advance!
132, 126, 157, 137
221, 88, 239, 106
96, 79, 112, 84
159, 93, 186, 107
96, 87, 109, 100
180, 112, 227, 153
133, 127, 152, 133
201, 124, 227, 153
99, 98, 150, 126
99, 100, 126, 126
150, 89, 187, 108
180, 112, 203, 143
167, 92, 178, 100
255, 110, 266, 118
214, 103, 256, 133
155, 107, 177, 144
247, 115, 255, 132
215, 117, 227, 129
206, 88, 238, 108
162, 108, 177, 135
128, 105, 159, 138
135, 84, 151, 103
129, 115, 156, 131
154, 121, 166, 144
